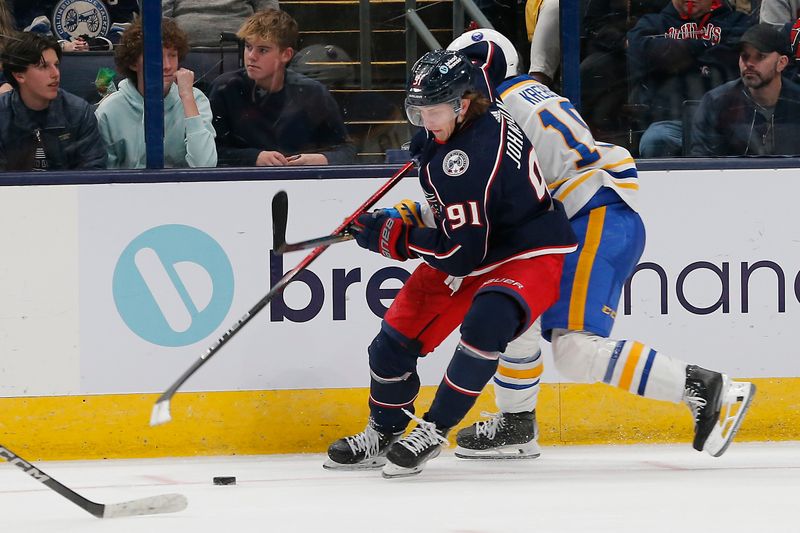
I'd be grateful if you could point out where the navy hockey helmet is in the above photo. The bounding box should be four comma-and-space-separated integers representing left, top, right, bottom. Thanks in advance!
405, 49, 474, 126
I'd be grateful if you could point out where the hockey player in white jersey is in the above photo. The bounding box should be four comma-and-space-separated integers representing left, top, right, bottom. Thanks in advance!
447, 29, 756, 459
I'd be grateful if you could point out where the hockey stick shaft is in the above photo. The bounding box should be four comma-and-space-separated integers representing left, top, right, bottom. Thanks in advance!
275, 230, 355, 254
150, 161, 416, 426
0, 444, 187, 518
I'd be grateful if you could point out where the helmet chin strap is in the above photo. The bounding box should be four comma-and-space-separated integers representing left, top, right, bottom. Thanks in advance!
454, 102, 469, 128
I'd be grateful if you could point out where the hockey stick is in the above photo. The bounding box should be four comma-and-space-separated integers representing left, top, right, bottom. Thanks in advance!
0, 444, 187, 519
150, 160, 416, 426
272, 194, 356, 254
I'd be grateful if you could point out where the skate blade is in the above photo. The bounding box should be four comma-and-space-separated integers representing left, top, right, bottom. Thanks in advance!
704, 381, 756, 458
381, 463, 424, 479
322, 457, 387, 471
381, 447, 441, 479
454, 442, 541, 460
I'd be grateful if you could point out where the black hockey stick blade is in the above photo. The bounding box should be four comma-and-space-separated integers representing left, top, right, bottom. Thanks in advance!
272, 190, 289, 252
150, 160, 416, 426
272, 191, 355, 254
0, 444, 188, 519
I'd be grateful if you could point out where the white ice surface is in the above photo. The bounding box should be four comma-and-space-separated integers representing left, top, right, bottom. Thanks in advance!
1, 442, 799, 533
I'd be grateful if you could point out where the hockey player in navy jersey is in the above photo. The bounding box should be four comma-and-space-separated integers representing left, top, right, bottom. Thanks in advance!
447, 29, 756, 459
324, 49, 577, 478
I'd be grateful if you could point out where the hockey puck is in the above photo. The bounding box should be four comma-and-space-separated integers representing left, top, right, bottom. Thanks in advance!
213, 476, 236, 485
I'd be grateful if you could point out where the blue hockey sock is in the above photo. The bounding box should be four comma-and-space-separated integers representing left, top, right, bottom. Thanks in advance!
367, 327, 422, 433
428, 292, 521, 429
427, 342, 500, 429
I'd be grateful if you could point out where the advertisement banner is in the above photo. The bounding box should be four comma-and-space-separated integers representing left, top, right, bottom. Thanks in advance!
78, 178, 453, 394
2, 167, 799, 397
615, 168, 799, 378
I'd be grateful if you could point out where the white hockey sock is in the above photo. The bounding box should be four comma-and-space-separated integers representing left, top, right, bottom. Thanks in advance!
493, 350, 543, 413
553, 330, 687, 404
600, 340, 687, 403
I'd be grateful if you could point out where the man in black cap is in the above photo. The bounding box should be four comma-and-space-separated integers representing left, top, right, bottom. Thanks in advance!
690, 22, 800, 156
627, 0, 751, 158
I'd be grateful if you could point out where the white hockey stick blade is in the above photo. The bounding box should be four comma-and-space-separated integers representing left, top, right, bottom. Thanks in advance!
150, 400, 172, 427
102, 493, 188, 519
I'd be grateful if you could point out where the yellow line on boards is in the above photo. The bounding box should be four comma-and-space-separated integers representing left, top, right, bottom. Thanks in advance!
0, 378, 795, 461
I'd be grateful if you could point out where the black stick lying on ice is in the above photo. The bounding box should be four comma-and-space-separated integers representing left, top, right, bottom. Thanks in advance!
0, 444, 187, 519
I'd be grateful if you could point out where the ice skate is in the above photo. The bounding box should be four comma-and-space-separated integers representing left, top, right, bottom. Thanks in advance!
324, 419, 401, 470
454, 411, 541, 459
382, 412, 449, 479
683, 365, 756, 457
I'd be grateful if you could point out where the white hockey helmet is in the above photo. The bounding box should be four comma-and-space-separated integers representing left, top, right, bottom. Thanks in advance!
447, 28, 521, 79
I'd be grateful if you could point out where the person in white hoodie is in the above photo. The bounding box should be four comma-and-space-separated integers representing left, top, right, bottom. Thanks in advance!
95, 17, 217, 169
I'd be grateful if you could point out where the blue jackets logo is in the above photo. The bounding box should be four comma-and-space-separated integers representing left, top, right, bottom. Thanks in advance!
53, 0, 111, 40
443, 149, 469, 176
113, 225, 234, 347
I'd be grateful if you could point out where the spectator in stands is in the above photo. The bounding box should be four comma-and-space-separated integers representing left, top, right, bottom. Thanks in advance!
1, 0, 15, 93
209, 9, 355, 166
579, 0, 665, 147
760, 0, 800, 26
0, 61, 9, 95
733, 0, 762, 21
526, 0, 559, 88
470, 0, 527, 66
786, 18, 800, 83
525, 0, 669, 91
162, 0, 279, 47
95, 17, 216, 169
12, 0, 139, 50
759, 0, 800, 83
690, 22, 800, 155
0, 32, 106, 170
627, 0, 752, 157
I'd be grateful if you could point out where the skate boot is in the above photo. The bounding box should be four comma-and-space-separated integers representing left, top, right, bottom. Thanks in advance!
324, 419, 401, 470
382, 412, 449, 479
683, 365, 756, 457
455, 411, 541, 459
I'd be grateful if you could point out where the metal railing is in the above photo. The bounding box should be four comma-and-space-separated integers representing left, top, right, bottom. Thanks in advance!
136, 0, 582, 168
398, 0, 583, 110
359, 0, 373, 89
404, 0, 493, 82
451, 0, 494, 39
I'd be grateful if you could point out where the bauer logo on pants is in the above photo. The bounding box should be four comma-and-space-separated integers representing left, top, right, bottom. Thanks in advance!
112, 224, 234, 347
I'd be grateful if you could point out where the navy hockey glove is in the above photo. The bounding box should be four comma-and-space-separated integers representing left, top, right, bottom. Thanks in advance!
353, 211, 413, 261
